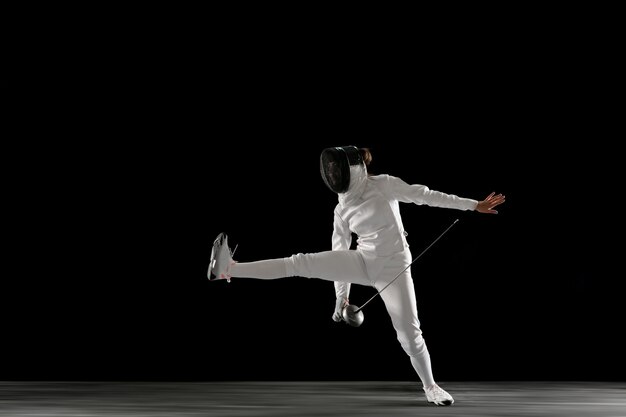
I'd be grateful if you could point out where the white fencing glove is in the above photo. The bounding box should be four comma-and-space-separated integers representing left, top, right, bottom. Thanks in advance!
332, 297, 349, 322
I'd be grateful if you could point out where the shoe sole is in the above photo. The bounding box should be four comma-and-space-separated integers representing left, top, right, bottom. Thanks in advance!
208, 233, 226, 281
428, 400, 454, 406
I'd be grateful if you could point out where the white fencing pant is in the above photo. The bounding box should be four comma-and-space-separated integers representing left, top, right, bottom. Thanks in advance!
229, 248, 435, 387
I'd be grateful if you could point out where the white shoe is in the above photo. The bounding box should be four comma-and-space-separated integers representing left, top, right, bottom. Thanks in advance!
424, 384, 454, 406
208, 232, 236, 282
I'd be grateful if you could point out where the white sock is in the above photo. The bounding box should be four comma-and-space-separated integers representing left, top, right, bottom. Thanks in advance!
229, 259, 288, 280
410, 351, 436, 388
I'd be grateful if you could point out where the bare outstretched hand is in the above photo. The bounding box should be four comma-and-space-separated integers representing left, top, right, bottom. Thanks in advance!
475, 192, 505, 214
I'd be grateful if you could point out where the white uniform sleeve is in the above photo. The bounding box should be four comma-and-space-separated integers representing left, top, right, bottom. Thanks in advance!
388, 175, 478, 211
332, 207, 351, 301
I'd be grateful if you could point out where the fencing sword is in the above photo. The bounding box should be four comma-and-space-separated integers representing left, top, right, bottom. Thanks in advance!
342, 218, 460, 327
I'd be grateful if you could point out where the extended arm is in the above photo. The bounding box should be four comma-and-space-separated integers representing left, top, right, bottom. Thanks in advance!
388, 175, 504, 213
388, 175, 478, 211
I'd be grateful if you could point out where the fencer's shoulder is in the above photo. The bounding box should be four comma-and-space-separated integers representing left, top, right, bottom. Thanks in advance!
366, 175, 396, 197
367, 174, 392, 182
368, 174, 402, 186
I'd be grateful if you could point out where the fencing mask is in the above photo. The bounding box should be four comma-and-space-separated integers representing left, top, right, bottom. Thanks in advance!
320, 146, 364, 194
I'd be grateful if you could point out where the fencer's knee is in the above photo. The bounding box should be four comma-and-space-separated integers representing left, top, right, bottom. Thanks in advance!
399, 331, 428, 358
285, 253, 312, 278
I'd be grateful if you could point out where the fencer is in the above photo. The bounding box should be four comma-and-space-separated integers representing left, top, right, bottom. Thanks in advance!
208, 145, 505, 406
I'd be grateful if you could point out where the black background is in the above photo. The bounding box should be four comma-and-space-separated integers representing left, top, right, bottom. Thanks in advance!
4, 16, 622, 382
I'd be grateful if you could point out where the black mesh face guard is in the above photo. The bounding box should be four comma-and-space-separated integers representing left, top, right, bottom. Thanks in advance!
320, 146, 363, 193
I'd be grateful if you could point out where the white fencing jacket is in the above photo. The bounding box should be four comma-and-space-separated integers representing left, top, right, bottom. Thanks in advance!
332, 164, 478, 300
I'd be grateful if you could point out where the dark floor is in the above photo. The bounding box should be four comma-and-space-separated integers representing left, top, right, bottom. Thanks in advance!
1, 381, 625, 416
